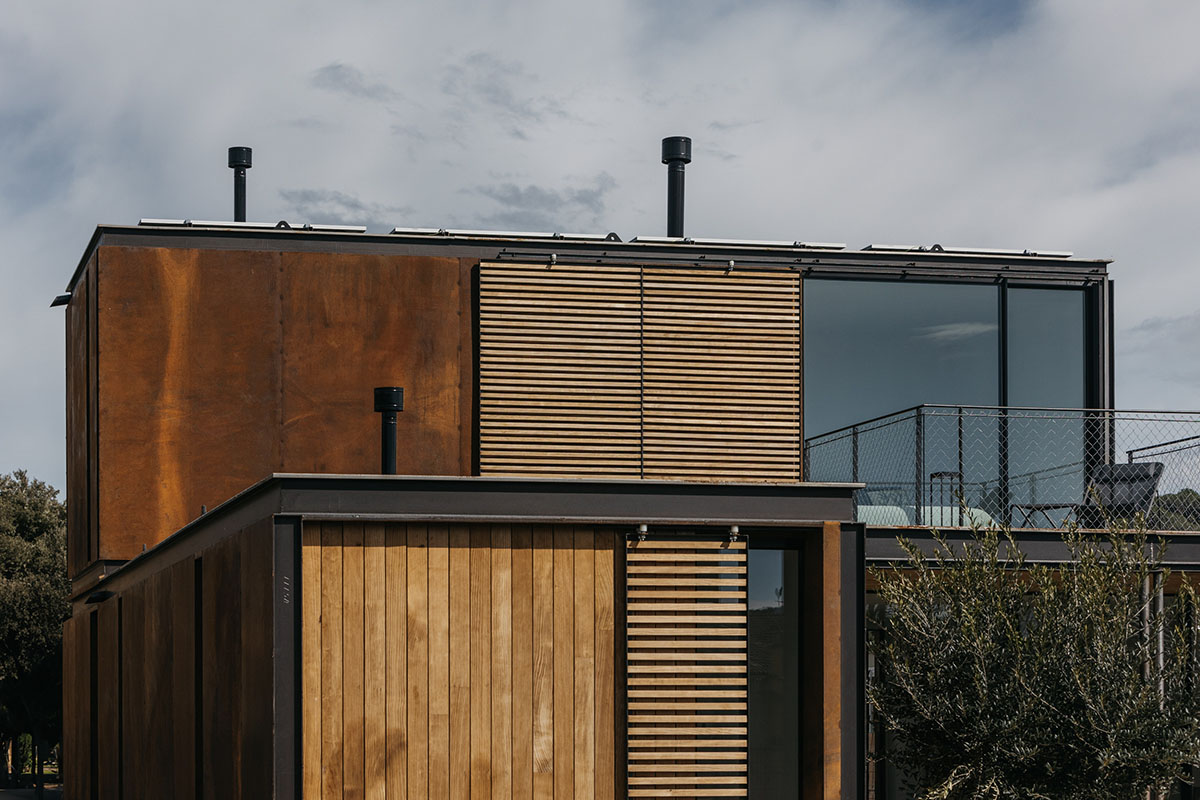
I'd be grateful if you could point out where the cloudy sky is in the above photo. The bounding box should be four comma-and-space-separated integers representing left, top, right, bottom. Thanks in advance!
2, 0, 1199, 491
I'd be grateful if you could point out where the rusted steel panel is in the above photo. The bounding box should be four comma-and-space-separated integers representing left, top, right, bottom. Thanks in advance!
88, 257, 99, 564
95, 245, 282, 558
81, 245, 471, 564
279, 252, 467, 477
66, 258, 90, 577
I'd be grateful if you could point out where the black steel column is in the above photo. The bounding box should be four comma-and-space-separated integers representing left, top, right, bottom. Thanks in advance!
662, 136, 691, 238
915, 409, 924, 527
998, 282, 1011, 524
272, 515, 301, 800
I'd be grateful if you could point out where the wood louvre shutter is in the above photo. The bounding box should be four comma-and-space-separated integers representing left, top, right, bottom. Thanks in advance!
625, 534, 748, 797
642, 268, 801, 481
478, 262, 642, 477
478, 262, 801, 481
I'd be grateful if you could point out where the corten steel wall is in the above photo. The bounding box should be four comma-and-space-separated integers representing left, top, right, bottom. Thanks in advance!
65, 245, 474, 578
300, 521, 624, 799
64, 251, 96, 575
63, 517, 277, 800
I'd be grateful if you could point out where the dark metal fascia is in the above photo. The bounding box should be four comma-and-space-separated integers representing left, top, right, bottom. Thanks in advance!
865, 527, 1200, 567
67, 224, 1111, 292
270, 473, 860, 525
70, 472, 861, 602
296, 512, 852, 529
70, 477, 285, 601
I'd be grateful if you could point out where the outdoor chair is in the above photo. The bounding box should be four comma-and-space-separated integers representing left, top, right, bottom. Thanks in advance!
1010, 461, 1165, 528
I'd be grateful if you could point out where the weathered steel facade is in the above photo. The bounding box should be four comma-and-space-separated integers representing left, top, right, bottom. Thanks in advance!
60, 225, 1111, 798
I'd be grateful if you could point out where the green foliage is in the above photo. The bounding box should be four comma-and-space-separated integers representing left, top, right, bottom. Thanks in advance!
13, 733, 31, 775
0, 471, 68, 749
0, 471, 66, 543
1152, 487, 1200, 531
868, 525, 1200, 800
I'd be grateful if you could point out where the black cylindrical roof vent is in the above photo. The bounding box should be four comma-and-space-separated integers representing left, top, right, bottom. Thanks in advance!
228, 146, 252, 222
661, 136, 691, 238
374, 386, 405, 475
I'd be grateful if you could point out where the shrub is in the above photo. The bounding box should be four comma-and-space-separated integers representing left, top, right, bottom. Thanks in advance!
869, 525, 1200, 800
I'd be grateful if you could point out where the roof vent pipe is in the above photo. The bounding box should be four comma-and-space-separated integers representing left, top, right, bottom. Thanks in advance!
374, 386, 405, 474
661, 136, 691, 238
227, 146, 252, 222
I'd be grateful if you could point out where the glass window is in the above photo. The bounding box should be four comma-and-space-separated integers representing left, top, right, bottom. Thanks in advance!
804, 280, 1001, 438
748, 547, 801, 796
1007, 287, 1086, 408
1006, 288, 1088, 519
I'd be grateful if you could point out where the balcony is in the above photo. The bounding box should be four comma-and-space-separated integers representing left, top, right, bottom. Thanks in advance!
804, 406, 1200, 531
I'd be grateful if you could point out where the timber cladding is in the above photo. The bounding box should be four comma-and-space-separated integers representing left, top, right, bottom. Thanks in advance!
477, 262, 802, 482
62, 518, 276, 800
301, 521, 625, 799
625, 535, 749, 798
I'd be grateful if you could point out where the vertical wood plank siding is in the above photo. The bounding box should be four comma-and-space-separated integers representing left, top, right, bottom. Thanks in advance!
65, 519, 272, 799
625, 536, 749, 798
303, 522, 624, 799
477, 263, 802, 481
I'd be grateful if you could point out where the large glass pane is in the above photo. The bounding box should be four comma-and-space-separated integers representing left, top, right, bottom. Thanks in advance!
748, 548, 801, 796
804, 280, 1001, 438
1006, 288, 1086, 408
1006, 289, 1087, 522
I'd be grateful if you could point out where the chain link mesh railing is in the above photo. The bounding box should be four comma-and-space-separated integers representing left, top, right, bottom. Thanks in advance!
804, 406, 1200, 531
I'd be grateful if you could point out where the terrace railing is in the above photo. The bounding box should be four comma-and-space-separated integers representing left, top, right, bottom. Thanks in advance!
804, 406, 1200, 531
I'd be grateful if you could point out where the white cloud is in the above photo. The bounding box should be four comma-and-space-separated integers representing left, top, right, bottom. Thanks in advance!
3, 0, 1200, 489
914, 323, 1000, 344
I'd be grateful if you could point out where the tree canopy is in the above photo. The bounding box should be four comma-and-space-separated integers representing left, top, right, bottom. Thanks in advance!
869, 526, 1200, 800
0, 471, 68, 751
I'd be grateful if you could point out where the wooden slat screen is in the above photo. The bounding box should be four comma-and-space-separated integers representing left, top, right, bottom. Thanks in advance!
642, 268, 800, 481
478, 263, 801, 481
625, 535, 748, 798
478, 263, 642, 477
301, 521, 625, 799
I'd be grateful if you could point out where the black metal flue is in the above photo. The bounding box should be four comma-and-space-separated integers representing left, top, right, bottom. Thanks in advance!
374, 386, 405, 475
661, 136, 691, 238
227, 146, 252, 222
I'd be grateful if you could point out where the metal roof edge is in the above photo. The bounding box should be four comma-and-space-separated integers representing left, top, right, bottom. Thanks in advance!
63, 224, 1112, 295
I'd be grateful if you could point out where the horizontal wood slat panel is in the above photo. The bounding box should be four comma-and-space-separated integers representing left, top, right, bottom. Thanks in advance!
626, 618, 747, 627
629, 740, 746, 749
625, 536, 748, 795
643, 267, 799, 482
629, 764, 748, 773
627, 551, 746, 561
628, 791, 747, 798
478, 262, 802, 483
479, 263, 641, 478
